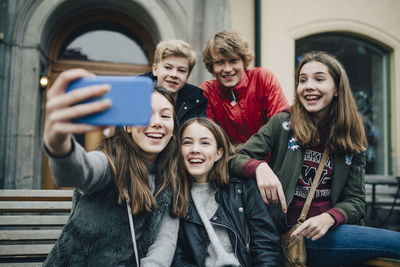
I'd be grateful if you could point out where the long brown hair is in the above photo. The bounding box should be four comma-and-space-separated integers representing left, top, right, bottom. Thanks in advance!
99, 87, 187, 217
178, 118, 237, 214
291, 51, 367, 154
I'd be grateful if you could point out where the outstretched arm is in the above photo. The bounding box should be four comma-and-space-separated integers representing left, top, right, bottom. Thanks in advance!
43, 68, 111, 156
230, 113, 289, 212
43, 69, 113, 193
255, 162, 287, 212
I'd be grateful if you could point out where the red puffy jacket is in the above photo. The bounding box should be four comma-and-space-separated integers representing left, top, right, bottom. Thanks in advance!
201, 67, 289, 145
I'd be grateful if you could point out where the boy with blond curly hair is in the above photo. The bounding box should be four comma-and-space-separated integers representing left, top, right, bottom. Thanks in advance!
144, 40, 207, 124
201, 30, 289, 144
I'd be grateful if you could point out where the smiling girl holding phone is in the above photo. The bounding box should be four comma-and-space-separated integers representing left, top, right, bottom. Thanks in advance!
42, 69, 186, 266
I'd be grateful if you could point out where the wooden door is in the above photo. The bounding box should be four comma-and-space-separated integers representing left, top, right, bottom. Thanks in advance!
41, 9, 154, 189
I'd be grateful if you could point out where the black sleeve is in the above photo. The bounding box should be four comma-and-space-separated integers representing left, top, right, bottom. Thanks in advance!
172, 220, 198, 267
243, 179, 283, 266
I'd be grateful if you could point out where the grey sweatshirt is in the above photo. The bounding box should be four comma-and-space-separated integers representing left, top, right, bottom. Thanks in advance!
47, 139, 178, 267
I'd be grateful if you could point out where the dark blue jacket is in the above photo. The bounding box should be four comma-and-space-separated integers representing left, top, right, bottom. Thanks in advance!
143, 72, 207, 124
173, 177, 282, 266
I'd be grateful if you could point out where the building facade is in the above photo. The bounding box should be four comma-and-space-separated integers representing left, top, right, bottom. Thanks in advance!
0, 0, 231, 188
232, 0, 400, 177
1, 0, 399, 188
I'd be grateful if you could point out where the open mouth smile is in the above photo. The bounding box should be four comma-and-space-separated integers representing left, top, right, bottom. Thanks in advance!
222, 74, 235, 79
305, 95, 321, 101
166, 80, 179, 86
145, 133, 164, 139
188, 158, 205, 165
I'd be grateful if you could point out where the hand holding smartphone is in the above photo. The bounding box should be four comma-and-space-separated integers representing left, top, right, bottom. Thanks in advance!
66, 76, 153, 126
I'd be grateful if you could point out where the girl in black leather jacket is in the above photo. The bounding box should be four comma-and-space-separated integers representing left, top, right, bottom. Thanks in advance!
172, 117, 282, 266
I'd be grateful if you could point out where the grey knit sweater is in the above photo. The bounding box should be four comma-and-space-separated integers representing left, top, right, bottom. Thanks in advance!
191, 182, 240, 267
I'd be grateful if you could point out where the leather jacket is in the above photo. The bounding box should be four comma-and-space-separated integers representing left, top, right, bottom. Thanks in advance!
172, 177, 282, 266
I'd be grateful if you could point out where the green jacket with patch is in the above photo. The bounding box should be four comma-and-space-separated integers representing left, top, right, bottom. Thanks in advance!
229, 112, 366, 234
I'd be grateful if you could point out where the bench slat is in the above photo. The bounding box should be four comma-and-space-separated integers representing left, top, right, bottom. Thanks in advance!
0, 189, 72, 201
0, 229, 62, 240
365, 176, 399, 185
0, 244, 54, 256
0, 190, 71, 264
0, 264, 43, 267
366, 196, 400, 204
362, 258, 400, 267
0, 201, 72, 212
0, 215, 69, 226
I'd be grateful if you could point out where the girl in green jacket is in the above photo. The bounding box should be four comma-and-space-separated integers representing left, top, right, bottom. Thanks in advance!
230, 51, 400, 266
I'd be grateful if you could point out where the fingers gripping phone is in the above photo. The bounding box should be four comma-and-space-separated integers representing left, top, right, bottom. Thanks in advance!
66, 76, 153, 126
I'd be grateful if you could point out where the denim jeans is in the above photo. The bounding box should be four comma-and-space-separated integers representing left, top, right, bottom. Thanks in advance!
305, 224, 400, 267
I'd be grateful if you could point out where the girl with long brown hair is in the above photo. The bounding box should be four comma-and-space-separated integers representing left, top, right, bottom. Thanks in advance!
173, 117, 281, 266
42, 69, 186, 266
230, 51, 400, 266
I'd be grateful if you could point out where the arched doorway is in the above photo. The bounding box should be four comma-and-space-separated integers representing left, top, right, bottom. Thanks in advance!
42, 9, 155, 188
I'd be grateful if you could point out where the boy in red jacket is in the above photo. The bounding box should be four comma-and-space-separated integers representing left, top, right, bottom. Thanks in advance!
201, 30, 289, 144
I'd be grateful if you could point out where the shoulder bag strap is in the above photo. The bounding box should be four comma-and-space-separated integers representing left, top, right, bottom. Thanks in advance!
298, 147, 330, 223
126, 201, 140, 267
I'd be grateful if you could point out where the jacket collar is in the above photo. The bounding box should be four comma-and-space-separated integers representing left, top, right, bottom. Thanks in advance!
177, 83, 206, 104
142, 71, 205, 105
215, 69, 249, 99
186, 181, 220, 223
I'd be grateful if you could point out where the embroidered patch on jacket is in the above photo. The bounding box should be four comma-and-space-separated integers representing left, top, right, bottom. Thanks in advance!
282, 121, 291, 131
288, 137, 300, 151
345, 154, 353, 165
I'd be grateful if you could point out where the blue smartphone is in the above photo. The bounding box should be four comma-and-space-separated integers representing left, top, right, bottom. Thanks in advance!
66, 76, 153, 126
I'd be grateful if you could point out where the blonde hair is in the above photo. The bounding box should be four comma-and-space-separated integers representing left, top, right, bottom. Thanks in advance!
291, 51, 367, 154
202, 30, 254, 74
153, 40, 197, 75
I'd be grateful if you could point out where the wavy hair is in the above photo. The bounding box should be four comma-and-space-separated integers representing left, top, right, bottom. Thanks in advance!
153, 40, 197, 75
291, 51, 367, 154
99, 87, 188, 217
202, 30, 254, 74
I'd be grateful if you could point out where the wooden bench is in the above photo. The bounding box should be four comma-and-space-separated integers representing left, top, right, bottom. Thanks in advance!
361, 258, 400, 267
0, 189, 73, 266
0, 188, 399, 266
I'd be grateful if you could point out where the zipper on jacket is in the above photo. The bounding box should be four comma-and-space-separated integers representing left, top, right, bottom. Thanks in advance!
245, 223, 250, 253
230, 90, 237, 106
177, 101, 186, 115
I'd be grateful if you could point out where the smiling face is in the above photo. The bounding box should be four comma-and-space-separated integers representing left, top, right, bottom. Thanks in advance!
128, 91, 174, 163
297, 61, 338, 122
152, 56, 190, 98
212, 53, 245, 89
181, 122, 223, 183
